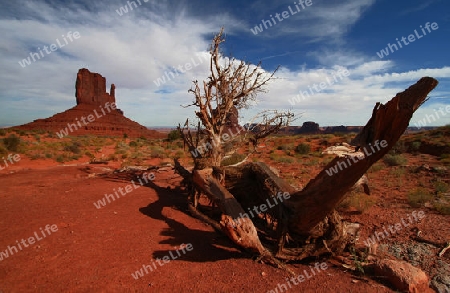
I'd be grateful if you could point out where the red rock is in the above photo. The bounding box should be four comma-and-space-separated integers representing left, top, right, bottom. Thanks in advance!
75, 68, 115, 105
14, 69, 164, 139
372, 259, 432, 293
110, 84, 115, 99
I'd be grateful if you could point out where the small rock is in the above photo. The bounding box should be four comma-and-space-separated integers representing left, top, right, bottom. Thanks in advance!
372, 259, 431, 293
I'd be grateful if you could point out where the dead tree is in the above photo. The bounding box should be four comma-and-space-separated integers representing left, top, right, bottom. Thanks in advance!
179, 28, 293, 169
175, 77, 438, 262
174, 29, 438, 264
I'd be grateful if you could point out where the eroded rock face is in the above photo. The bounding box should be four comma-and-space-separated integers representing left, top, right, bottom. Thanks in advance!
75, 68, 115, 105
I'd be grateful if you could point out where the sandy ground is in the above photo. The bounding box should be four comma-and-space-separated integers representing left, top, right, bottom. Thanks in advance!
0, 146, 448, 292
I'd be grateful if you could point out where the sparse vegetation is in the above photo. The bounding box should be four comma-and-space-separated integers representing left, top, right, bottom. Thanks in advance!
408, 188, 433, 208
150, 146, 165, 158
339, 192, 376, 213
2, 134, 21, 152
63, 142, 81, 154
410, 141, 421, 152
434, 203, 450, 215
383, 154, 407, 166
295, 143, 311, 154
369, 162, 384, 173
167, 129, 181, 141
0, 144, 7, 156
269, 153, 294, 163
433, 180, 449, 194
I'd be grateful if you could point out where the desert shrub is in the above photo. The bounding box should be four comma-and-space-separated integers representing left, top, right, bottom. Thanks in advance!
56, 155, 66, 163
433, 181, 449, 194
269, 153, 294, 163
116, 141, 129, 150
295, 143, 311, 154
0, 144, 7, 156
167, 130, 181, 141
64, 142, 81, 154
0, 129, 6, 136
389, 168, 405, 178
434, 203, 450, 215
277, 156, 294, 163
277, 144, 295, 151
410, 141, 421, 152
129, 140, 138, 147
369, 162, 384, 173
408, 188, 433, 208
2, 134, 20, 152
45, 153, 53, 158
383, 154, 407, 166
150, 147, 165, 158
123, 133, 128, 139
339, 192, 376, 213
221, 153, 246, 166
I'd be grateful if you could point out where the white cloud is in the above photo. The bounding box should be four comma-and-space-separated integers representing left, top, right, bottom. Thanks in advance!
0, 0, 447, 129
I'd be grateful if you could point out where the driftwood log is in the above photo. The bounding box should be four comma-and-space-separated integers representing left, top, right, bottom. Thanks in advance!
174, 77, 438, 261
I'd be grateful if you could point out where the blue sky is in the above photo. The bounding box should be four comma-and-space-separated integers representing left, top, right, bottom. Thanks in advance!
0, 0, 449, 127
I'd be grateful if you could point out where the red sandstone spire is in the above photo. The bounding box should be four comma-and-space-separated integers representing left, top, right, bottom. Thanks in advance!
75, 68, 115, 105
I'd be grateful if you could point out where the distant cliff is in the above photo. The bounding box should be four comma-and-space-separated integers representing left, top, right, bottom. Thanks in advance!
278, 122, 363, 135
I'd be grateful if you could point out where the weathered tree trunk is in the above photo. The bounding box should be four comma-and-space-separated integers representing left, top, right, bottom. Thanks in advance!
285, 77, 438, 237
175, 77, 438, 261
210, 134, 223, 167
192, 168, 268, 254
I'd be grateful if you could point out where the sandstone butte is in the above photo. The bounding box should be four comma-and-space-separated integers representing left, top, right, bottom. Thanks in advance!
14, 68, 164, 138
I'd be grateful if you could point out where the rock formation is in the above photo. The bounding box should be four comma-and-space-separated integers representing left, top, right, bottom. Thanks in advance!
298, 121, 320, 134
75, 68, 116, 106
15, 69, 163, 138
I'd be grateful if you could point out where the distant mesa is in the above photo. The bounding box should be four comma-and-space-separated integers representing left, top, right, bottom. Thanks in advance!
297, 121, 320, 134
279, 121, 363, 135
14, 68, 162, 138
